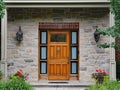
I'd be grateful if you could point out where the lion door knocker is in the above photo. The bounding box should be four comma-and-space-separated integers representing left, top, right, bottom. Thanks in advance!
16, 26, 23, 42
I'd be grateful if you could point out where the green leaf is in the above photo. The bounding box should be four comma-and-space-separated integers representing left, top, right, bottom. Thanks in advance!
0, 0, 5, 18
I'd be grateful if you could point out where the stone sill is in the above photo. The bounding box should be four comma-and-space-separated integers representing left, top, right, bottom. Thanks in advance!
31, 80, 92, 87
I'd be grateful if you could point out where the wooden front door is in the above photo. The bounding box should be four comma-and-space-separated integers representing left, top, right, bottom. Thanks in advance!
48, 30, 70, 80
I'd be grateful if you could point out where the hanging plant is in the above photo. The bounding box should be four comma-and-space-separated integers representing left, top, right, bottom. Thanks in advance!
0, 0, 5, 18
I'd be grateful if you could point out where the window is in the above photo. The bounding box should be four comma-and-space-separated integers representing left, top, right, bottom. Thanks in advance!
40, 31, 47, 74
40, 62, 47, 74
71, 31, 77, 44
71, 62, 78, 74
51, 34, 66, 42
40, 31, 47, 44
71, 46, 78, 60
70, 31, 78, 74
40, 46, 47, 60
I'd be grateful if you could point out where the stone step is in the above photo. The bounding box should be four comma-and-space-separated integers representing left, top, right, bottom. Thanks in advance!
32, 81, 90, 90
34, 87, 87, 90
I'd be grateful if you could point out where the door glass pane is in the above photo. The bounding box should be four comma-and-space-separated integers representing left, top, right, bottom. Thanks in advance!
71, 47, 77, 60
40, 47, 47, 60
40, 62, 47, 74
71, 62, 77, 74
41, 32, 47, 44
72, 32, 77, 44
51, 34, 66, 42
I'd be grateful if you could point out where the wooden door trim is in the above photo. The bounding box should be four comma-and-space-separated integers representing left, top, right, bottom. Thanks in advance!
38, 22, 79, 80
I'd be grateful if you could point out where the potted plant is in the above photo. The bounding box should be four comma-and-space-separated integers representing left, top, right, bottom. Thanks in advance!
92, 69, 108, 84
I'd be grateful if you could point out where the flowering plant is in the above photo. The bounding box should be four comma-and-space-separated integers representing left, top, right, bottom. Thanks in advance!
92, 69, 108, 84
10, 70, 29, 81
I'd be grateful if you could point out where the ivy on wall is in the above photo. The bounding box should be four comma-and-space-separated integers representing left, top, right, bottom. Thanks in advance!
97, 0, 120, 49
0, 0, 5, 18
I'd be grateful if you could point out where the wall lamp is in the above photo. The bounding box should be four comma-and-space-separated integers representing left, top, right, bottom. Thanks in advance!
94, 26, 100, 43
16, 26, 23, 42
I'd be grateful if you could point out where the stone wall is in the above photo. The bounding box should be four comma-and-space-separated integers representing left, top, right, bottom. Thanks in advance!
7, 8, 110, 82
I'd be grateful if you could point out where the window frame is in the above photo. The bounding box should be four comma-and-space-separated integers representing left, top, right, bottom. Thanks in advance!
40, 61, 47, 74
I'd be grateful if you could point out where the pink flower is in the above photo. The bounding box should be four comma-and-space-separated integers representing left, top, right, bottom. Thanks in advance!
102, 70, 107, 75
99, 69, 102, 73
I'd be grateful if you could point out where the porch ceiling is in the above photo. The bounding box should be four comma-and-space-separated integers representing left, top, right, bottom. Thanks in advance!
5, 0, 110, 8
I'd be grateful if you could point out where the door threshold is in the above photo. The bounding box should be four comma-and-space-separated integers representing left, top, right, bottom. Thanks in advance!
48, 80, 69, 84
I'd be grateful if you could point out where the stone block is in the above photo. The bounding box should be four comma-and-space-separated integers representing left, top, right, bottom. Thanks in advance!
7, 62, 14, 67
84, 29, 92, 32
92, 54, 99, 60
53, 9, 65, 13
91, 40, 96, 45
24, 59, 33, 63
95, 47, 105, 53
80, 67, 87, 71
53, 17, 63, 22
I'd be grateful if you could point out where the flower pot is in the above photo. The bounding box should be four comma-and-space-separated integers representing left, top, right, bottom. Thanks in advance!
104, 76, 109, 82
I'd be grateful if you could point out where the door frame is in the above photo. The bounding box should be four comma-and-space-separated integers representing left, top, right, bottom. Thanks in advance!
38, 22, 79, 80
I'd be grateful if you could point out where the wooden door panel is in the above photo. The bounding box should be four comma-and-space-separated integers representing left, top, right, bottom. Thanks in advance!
48, 63, 69, 80
48, 30, 69, 80
49, 45, 68, 60
49, 46, 56, 60
56, 64, 61, 75
49, 64, 56, 75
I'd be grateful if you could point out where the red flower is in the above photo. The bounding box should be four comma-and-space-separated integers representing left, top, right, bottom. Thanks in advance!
96, 70, 99, 72
17, 70, 23, 76
17, 71, 21, 76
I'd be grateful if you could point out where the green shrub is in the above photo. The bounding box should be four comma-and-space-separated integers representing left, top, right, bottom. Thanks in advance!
88, 81, 120, 90
0, 81, 6, 90
0, 79, 33, 90
6, 78, 33, 90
